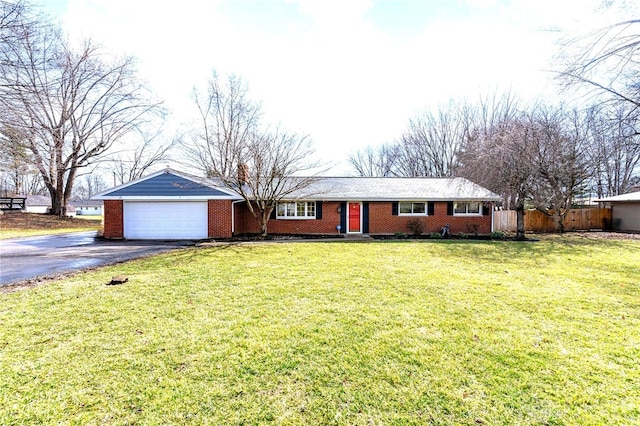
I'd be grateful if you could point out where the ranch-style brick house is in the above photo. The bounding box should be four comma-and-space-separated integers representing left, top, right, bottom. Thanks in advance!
92, 168, 501, 240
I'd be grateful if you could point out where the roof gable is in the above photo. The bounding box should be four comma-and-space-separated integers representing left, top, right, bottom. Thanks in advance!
93, 169, 240, 199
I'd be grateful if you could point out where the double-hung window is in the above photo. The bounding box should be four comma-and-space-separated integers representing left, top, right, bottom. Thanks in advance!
277, 201, 316, 219
453, 202, 482, 215
399, 201, 427, 215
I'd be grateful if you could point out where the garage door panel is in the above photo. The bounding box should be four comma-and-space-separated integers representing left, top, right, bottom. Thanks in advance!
124, 201, 208, 239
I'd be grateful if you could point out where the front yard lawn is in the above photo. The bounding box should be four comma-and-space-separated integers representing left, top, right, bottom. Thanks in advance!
0, 212, 101, 239
1, 237, 638, 424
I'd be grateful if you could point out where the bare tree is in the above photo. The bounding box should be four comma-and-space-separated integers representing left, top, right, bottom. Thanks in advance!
72, 173, 107, 200
183, 71, 325, 236
558, 19, 640, 113
182, 72, 261, 179
0, 0, 32, 48
0, 125, 35, 194
348, 93, 519, 179
0, 15, 163, 216
110, 127, 176, 185
585, 103, 640, 196
457, 93, 528, 239
557, 17, 640, 197
394, 102, 467, 177
347, 143, 398, 177
233, 128, 323, 236
460, 116, 536, 240
528, 105, 591, 232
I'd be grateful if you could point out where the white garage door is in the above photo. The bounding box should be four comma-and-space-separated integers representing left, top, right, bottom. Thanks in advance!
124, 201, 208, 240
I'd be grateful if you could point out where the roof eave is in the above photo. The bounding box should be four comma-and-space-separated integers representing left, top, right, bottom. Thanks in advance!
92, 195, 242, 201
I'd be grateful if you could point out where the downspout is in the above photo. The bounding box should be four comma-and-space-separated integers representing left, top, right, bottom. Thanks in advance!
490, 201, 495, 233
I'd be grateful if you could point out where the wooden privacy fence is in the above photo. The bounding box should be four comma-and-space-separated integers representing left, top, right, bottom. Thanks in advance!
493, 208, 612, 233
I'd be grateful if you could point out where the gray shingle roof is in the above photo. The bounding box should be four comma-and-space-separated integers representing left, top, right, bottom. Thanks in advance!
595, 191, 640, 202
270, 177, 501, 201
93, 169, 240, 199
25, 195, 52, 206
93, 168, 501, 202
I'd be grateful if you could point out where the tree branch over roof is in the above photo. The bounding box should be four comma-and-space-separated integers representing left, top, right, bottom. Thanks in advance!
183, 71, 327, 236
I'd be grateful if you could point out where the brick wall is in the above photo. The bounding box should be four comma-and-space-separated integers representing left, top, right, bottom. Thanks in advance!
103, 200, 123, 239
104, 199, 492, 239
234, 201, 343, 235
208, 200, 233, 238
234, 200, 493, 236
368, 202, 492, 235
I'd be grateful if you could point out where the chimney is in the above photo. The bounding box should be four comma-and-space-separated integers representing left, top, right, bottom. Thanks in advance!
238, 164, 249, 184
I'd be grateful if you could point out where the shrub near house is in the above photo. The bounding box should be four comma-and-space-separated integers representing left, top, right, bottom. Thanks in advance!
93, 169, 500, 240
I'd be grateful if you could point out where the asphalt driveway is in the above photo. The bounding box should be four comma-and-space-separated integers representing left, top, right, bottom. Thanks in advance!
0, 232, 194, 286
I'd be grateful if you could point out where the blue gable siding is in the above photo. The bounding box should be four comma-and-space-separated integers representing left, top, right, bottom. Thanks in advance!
105, 173, 231, 197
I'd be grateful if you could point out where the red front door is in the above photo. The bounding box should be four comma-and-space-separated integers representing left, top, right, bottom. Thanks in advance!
348, 202, 361, 233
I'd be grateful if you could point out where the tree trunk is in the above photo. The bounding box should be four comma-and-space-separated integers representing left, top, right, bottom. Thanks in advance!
515, 204, 526, 241
259, 210, 270, 238
554, 211, 565, 233
49, 188, 65, 216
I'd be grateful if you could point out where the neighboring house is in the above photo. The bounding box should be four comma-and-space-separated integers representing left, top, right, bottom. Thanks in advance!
24, 195, 76, 216
74, 199, 103, 216
25, 195, 51, 214
92, 168, 501, 240
595, 191, 640, 232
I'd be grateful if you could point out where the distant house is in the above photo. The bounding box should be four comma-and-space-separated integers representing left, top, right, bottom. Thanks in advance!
92, 168, 501, 240
24, 195, 76, 216
596, 191, 640, 232
74, 199, 103, 216
25, 195, 53, 214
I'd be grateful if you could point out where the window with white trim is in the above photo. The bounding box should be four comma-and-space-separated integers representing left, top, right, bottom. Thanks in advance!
277, 201, 316, 219
454, 202, 482, 215
399, 201, 427, 215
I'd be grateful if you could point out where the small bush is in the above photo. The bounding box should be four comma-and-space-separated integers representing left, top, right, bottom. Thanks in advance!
491, 231, 506, 240
406, 218, 425, 237
394, 232, 407, 239
457, 232, 469, 239
429, 232, 442, 239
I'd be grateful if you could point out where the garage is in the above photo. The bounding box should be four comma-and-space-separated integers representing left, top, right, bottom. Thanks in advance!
124, 201, 208, 240
93, 169, 240, 240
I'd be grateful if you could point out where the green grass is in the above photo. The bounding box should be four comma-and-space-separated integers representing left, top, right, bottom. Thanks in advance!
1, 237, 639, 424
0, 213, 101, 239
0, 227, 99, 239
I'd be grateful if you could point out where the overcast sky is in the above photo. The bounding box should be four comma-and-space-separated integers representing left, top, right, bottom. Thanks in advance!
43, 0, 627, 174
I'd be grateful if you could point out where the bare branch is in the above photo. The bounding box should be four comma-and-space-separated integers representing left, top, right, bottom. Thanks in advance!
182, 71, 327, 236
0, 14, 163, 215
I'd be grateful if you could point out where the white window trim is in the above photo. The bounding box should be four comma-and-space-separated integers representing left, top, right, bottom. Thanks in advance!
398, 201, 429, 216
453, 202, 483, 216
276, 201, 316, 220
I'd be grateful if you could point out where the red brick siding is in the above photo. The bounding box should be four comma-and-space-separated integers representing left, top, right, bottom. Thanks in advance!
234, 201, 343, 235
208, 200, 233, 238
368, 202, 492, 235
103, 200, 124, 239
234, 200, 493, 235
105, 199, 492, 238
